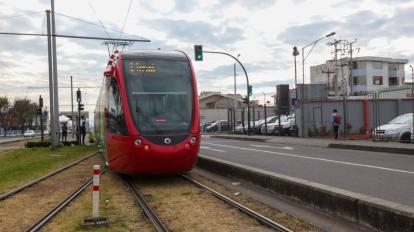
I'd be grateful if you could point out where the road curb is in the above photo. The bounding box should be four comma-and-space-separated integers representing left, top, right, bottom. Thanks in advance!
0, 137, 36, 145
209, 135, 269, 142
196, 155, 414, 232
328, 143, 414, 156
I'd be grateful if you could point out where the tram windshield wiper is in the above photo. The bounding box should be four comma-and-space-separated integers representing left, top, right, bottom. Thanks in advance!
135, 103, 163, 135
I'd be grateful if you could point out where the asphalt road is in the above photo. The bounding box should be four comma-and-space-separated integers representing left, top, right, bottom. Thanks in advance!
200, 137, 414, 207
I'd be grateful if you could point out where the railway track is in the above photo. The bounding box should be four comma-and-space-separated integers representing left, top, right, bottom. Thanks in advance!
124, 174, 293, 232
24, 168, 106, 232
0, 151, 99, 201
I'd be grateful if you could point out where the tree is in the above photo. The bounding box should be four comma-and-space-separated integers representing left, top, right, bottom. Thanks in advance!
9, 98, 38, 134
0, 96, 10, 136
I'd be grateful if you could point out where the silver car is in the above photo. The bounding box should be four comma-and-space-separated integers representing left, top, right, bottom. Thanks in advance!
373, 113, 413, 142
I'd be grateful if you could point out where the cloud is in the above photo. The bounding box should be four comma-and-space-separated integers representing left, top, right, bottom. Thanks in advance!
174, 0, 199, 12
277, 21, 337, 45
214, 0, 277, 10
278, 7, 414, 46
143, 18, 245, 48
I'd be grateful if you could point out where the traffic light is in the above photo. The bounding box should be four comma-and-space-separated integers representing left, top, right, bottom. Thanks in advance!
78, 103, 84, 111
194, 45, 203, 61
242, 97, 249, 104
248, 85, 253, 97
76, 89, 81, 102
39, 95, 43, 108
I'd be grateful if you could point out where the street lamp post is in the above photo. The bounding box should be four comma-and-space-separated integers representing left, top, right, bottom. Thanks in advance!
410, 65, 414, 142
233, 54, 240, 134
293, 46, 299, 136
300, 32, 336, 137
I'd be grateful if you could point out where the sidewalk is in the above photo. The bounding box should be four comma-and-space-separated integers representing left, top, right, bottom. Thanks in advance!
204, 134, 414, 155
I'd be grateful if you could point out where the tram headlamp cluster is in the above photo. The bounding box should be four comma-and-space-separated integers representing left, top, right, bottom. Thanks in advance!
190, 136, 197, 144
134, 139, 142, 146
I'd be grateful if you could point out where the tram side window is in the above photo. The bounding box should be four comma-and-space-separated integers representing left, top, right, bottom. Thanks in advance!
107, 77, 128, 135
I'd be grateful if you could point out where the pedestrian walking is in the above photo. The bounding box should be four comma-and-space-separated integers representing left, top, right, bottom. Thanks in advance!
61, 123, 68, 141
80, 121, 86, 145
331, 109, 341, 139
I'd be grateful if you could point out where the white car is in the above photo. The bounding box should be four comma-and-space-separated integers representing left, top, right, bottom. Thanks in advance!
373, 113, 413, 142
261, 115, 288, 135
23, 130, 36, 138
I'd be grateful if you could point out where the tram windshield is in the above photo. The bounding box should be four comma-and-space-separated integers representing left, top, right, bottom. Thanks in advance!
124, 59, 193, 135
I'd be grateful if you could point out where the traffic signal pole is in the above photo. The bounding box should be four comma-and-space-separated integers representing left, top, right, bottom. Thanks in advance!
203, 51, 251, 135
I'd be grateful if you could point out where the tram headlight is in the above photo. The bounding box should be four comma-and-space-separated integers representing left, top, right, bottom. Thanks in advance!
190, 136, 197, 144
135, 139, 142, 146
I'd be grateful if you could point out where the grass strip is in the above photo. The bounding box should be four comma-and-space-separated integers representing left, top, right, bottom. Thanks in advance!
0, 145, 97, 194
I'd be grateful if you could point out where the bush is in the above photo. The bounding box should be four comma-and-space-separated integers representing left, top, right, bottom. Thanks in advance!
25, 141, 51, 148
61, 141, 79, 146
89, 132, 96, 143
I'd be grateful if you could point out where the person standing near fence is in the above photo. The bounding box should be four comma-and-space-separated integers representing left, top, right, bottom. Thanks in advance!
332, 109, 342, 139
80, 121, 86, 145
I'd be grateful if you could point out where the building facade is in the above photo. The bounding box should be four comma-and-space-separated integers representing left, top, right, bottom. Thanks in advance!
310, 56, 408, 96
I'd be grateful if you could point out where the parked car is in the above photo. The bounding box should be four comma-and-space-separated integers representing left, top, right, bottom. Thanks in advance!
234, 119, 265, 134
261, 115, 288, 135
23, 130, 36, 138
373, 113, 413, 142
251, 116, 278, 134
205, 120, 231, 133
201, 120, 216, 132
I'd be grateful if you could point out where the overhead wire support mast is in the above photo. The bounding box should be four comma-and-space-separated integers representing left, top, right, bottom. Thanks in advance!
0, 32, 150, 42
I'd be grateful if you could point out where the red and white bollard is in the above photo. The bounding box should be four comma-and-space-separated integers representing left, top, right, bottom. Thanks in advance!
92, 164, 100, 218
82, 164, 107, 227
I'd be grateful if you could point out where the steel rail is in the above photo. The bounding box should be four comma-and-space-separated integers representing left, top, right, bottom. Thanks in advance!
0, 151, 99, 201
122, 175, 169, 232
181, 174, 293, 232
25, 167, 106, 232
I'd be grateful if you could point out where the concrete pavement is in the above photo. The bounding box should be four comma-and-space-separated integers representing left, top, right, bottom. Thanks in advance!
199, 136, 414, 231
206, 134, 414, 155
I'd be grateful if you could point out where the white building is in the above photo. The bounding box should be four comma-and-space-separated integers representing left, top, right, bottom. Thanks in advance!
310, 56, 408, 96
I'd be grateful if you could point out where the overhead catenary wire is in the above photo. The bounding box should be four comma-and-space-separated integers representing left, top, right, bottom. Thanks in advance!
87, 0, 112, 39
119, 0, 133, 39
54, 12, 147, 40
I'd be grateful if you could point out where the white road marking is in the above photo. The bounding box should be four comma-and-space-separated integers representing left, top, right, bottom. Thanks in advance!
203, 142, 414, 175
249, 144, 293, 150
200, 146, 226, 153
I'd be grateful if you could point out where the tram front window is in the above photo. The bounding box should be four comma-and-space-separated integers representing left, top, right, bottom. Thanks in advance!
124, 59, 193, 135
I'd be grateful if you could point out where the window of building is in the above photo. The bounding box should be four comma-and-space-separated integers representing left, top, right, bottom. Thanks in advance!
389, 77, 398, 86
206, 102, 215, 109
388, 63, 399, 71
107, 77, 128, 135
373, 76, 383, 85
353, 76, 367, 85
372, 62, 383, 70
352, 61, 367, 69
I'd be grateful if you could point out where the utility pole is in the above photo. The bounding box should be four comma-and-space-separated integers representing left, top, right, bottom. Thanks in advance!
327, 39, 342, 96
70, 76, 74, 139
39, 95, 44, 141
322, 68, 335, 92
46, 10, 57, 148
76, 88, 83, 144
343, 39, 359, 96
233, 63, 236, 134
51, 0, 60, 147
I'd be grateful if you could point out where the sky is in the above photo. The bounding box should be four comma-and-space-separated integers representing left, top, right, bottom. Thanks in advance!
0, 0, 414, 114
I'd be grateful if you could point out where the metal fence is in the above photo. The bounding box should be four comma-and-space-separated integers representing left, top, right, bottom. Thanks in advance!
297, 87, 413, 142
372, 87, 414, 142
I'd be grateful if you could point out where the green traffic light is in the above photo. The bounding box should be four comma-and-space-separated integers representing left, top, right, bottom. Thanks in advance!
197, 54, 202, 59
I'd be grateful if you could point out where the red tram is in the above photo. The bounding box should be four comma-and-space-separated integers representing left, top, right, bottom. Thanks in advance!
94, 50, 200, 175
